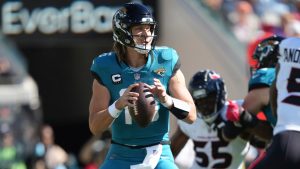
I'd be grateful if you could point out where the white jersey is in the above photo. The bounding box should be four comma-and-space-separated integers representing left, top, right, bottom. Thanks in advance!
274, 37, 300, 135
176, 101, 249, 169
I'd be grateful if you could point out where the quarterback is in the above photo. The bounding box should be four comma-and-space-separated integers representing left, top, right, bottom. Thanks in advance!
89, 2, 196, 169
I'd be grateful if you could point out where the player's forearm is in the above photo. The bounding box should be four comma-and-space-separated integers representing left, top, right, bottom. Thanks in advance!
161, 95, 196, 124
89, 109, 115, 136
180, 101, 196, 124
170, 129, 189, 158
171, 143, 184, 158
247, 121, 273, 142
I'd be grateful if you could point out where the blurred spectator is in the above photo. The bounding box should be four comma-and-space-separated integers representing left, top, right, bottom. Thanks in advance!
251, 0, 290, 17
32, 124, 69, 169
0, 57, 16, 84
289, 0, 300, 20
281, 12, 297, 34
79, 130, 111, 169
284, 18, 300, 36
0, 75, 43, 167
0, 32, 42, 169
45, 145, 68, 169
200, 0, 230, 28
203, 0, 224, 11
228, 1, 261, 43
0, 58, 13, 76
0, 123, 27, 169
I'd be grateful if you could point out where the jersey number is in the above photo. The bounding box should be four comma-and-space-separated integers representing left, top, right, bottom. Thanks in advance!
282, 67, 300, 106
120, 89, 159, 125
193, 140, 232, 168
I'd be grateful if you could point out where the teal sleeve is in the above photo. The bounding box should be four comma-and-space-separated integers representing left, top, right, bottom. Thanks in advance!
248, 68, 275, 91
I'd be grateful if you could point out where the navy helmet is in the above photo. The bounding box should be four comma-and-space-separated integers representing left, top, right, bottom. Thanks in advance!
112, 2, 157, 54
188, 70, 227, 123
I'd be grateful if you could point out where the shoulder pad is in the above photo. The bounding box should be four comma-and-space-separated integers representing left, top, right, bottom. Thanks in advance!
91, 52, 116, 72
94, 52, 114, 63
154, 47, 178, 61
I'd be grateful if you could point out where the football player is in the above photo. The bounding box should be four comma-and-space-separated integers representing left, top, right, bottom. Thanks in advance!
171, 69, 250, 169
244, 35, 285, 129
250, 37, 300, 168
226, 35, 285, 146
89, 2, 196, 169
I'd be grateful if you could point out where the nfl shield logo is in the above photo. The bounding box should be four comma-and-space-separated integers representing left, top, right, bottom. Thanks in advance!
134, 73, 141, 80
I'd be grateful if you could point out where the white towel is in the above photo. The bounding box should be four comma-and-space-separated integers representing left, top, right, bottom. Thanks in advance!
130, 144, 163, 169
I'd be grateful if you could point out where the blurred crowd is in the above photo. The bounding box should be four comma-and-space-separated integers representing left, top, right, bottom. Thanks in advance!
0, 120, 111, 169
201, 0, 300, 43
0, 43, 111, 169
200, 0, 300, 72
2, 0, 300, 169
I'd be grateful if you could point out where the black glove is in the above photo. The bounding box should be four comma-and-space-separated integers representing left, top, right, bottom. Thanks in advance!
250, 136, 268, 149
222, 121, 245, 140
239, 110, 259, 128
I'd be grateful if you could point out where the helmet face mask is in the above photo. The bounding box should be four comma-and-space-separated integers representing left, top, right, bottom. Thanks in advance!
253, 35, 285, 69
112, 3, 157, 54
131, 25, 155, 54
194, 92, 218, 117
189, 70, 227, 124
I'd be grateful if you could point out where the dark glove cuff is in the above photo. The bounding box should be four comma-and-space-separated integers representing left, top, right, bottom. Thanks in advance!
222, 121, 244, 140
250, 137, 267, 149
240, 111, 259, 128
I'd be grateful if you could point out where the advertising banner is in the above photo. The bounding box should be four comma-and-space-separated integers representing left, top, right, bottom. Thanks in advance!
0, 0, 157, 46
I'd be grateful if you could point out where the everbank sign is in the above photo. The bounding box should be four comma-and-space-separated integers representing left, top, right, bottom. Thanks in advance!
1, 1, 118, 35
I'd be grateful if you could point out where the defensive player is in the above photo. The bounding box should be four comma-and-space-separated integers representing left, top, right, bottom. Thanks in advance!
89, 2, 196, 169
171, 69, 250, 169
251, 37, 300, 169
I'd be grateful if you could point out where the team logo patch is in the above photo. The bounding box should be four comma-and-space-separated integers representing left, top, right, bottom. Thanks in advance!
111, 74, 122, 84
153, 68, 166, 76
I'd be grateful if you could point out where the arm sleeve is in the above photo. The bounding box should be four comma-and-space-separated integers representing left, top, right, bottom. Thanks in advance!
248, 68, 275, 91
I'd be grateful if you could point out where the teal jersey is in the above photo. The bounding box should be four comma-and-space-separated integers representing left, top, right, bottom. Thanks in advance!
91, 47, 179, 146
248, 68, 276, 126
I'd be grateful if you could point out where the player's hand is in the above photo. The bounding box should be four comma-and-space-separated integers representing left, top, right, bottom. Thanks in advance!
146, 78, 168, 103
115, 83, 139, 109
226, 100, 243, 122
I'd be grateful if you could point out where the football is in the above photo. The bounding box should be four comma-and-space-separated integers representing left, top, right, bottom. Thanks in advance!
128, 82, 156, 128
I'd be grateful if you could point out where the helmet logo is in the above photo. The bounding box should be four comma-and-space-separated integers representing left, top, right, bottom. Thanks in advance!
119, 8, 127, 18
258, 45, 272, 61
209, 72, 220, 79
